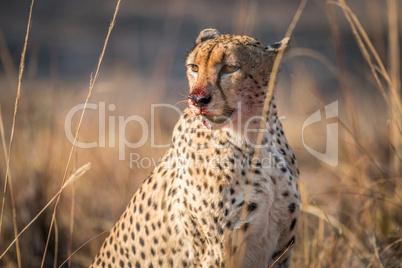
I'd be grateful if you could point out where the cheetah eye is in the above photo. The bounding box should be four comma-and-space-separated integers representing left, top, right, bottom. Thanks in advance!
188, 64, 199, 73
221, 65, 240, 74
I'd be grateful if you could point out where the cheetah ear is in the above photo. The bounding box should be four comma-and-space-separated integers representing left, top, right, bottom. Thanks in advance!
266, 37, 290, 53
195, 28, 221, 45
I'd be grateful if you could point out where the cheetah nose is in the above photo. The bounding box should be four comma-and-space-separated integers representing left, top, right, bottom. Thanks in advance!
188, 94, 212, 108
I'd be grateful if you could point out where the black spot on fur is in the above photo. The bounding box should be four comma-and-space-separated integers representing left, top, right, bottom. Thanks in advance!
288, 203, 296, 213
286, 236, 296, 248
248, 202, 257, 212
290, 218, 297, 231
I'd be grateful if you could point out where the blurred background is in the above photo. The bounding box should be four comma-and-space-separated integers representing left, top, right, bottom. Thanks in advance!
0, 0, 401, 267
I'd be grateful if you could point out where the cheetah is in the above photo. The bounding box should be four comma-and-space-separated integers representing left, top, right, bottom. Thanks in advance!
90, 29, 300, 268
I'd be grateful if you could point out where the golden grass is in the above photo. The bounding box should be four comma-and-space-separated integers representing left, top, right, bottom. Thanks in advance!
0, 0, 35, 267
0, 0, 401, 267
0, 163, 91, 260
387, 0, 401, 174
40, 1, 122, 266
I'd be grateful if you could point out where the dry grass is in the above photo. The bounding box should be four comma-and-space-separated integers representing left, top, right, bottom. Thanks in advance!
0, 0, 401, 267
1, 0, 35, 267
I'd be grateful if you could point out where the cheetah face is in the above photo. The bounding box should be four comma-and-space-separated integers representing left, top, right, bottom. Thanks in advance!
186, 29, 288, 131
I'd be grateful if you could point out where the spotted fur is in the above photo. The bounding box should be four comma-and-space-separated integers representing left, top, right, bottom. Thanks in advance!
90, 29, 299, 268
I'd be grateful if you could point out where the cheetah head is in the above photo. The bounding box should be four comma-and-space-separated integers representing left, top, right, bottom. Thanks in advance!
186, 28, 289, 131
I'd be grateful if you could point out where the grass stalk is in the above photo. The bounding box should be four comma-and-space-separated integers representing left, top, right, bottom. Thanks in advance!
68, 183, 75, 268
325, 4, 358, 164
0, 162, 91, 260
387, 0, 401, 174
58, 230, 109, 268
332, 0, 402, 135
53, 218, 59, 268
0, 0, 35, 266
0, 107, 8, 236
40, 1, 122, 266
235, 0, 248, 35
233, 1, 308, 266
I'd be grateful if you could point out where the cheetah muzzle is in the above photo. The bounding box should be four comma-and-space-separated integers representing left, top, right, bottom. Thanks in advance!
90, 28, 300, 268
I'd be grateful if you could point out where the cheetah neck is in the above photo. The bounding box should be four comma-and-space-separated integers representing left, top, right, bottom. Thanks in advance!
171, 93, 292, 174
222, 93, 280, 149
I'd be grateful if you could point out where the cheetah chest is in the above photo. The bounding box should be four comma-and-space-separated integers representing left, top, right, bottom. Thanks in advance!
164, 113, 299, 266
